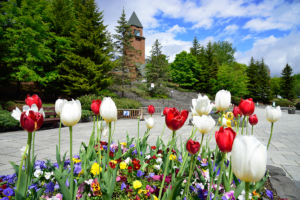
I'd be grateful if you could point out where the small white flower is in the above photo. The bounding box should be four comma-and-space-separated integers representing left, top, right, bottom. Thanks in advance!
48, 196, 60, 200
44, 172, 53, 180
20, 146, 28, 156
84, 179, 94, 185
238, 190, 252, 200
157, 153, 162, 157
145, 155, 151, 160
173, 166, 178, 169
124, 157, 131, 165
156, 158, 163, 165
34, 169, 43, 178
154, 165, 160, 170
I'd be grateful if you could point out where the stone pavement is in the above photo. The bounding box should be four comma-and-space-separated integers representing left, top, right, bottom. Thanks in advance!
0, 107, 300, 184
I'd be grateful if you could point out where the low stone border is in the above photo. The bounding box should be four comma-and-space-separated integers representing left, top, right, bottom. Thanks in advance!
267, 165, 300, 200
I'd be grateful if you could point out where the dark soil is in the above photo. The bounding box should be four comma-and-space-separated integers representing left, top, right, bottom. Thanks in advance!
262, 178, 281, 200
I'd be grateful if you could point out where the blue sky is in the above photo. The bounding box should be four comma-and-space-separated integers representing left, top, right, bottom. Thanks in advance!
97, 0, 300, 77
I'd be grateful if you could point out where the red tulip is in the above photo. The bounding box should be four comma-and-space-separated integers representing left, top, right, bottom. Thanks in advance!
20, 110, 44, 132
25, 94, 42, 110
215, 127, 236, 153
232, 106, 243, 118
186, 139, 200, 155
163, 107, 170, 116
147, 105, 155, 115
238, 98, 255, 116
165, 108, 189, 131
249, 114, 258, 125
91, 99, 102, 115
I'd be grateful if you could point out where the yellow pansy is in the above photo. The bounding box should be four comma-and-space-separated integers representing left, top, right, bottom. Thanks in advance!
78, 169, 84, 177
110, 160, 117, 165
120, 142, 127, 146
153, 195, 158, 200
72, 158, 81, 164
120, 162, 127, 170
133, 180, 142, 189
91, 163, 102, 175
169, 154, 176, 161
138, 189, 149, 194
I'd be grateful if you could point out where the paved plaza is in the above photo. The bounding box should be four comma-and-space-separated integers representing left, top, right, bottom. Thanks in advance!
0, 107, 300, 183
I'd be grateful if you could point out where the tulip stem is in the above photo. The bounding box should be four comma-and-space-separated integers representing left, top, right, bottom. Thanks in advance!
96, 116, 99, 142
107, 122, 112, 161
59, 118, 61, 154
137, 117, 140, 156
69, 126, 74, 200
160, 124, 166, 140
252, 125, 254, 135
267, 122, 274, 150
236, 115, 240, 133
24, 132, 32, 197
16, 141, 29, 199
214, 152, 226, 200
245, 182, 250, 200
183, 155, 194, 198
158, 131, 176, 200
32, 130, 35, 160
246, 116, 249, 135
241, 116, 246, 135
220, 111, 224, 127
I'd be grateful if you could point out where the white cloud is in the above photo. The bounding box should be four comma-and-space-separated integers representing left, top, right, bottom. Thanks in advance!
242, 34, 252, 41
144, 25, 192, 62
224, 24, 239, 35
235, 31, 300, 76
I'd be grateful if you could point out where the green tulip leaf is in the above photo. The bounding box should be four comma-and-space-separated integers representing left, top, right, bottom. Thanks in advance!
234, 181, 245, 198
166, 177, 184, 200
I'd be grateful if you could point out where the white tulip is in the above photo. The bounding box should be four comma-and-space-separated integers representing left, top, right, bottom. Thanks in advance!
55, 99, 64, 116
145, 117, 157, 129
102, 126, 109, 137
60, 99, 81, 127
100, 97, 117, 122
193, 115, 216, 134
97, 120, 107, 131
193, 94, 214, 116
190, 106, 199, 117
231, 135, 267, 182
265, 106, 282, 123
215, 90, 231, 111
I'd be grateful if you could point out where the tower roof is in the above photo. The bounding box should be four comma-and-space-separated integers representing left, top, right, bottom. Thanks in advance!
128, 11, 143, 28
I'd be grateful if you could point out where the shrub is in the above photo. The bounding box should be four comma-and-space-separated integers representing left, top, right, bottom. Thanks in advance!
77, 94, 142, 111
96, 89, 119, 98
296, 102, 300, 110
273, 98, 294, 107
5, 101, 16, 110
0, 104, 2, 110
0, 110, 20, 131
81, 110, 91, 119
231, 96, 241, 105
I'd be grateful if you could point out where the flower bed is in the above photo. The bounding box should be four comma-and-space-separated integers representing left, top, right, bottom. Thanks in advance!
0, 92, 284, 200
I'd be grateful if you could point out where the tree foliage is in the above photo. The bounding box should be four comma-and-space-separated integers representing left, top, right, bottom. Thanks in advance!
270, 76, 281, 97
145, 39, 169, 96
171, 51, 203, 88
281, 63, 295, 100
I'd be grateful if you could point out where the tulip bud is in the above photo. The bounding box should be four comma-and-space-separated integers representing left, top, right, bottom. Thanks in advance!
215, 90, 231, 111
147, 105, 155, 115
231, 135, 267, 182
239, 98, 255, 116
186, 139, 200, 155
265, 106, 282, 123
60, 99, 81, 127
249, 114, 258, 125
193, 115, 215, 134
91, 99, 102, 115
232, 106, 243, 118
100, 97, 117, 122
193, 94, 213, 116
163, 107, 170, 116
215, 127, 236, 153
55, 99, 64, 116
97, 120, 107, 131
20, 110, 44, 132
25, 94, 42, 111
145, 117, 157, 129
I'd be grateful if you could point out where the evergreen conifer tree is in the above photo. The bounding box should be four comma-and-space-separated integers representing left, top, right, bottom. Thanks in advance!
190, 36, 200, 56
58, 0, 115, 96
145, 39, 169, 96
281, 63, 295, 100
113, 8, 141, 96
247, 57, 260, 100
257, 58, 271, 102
